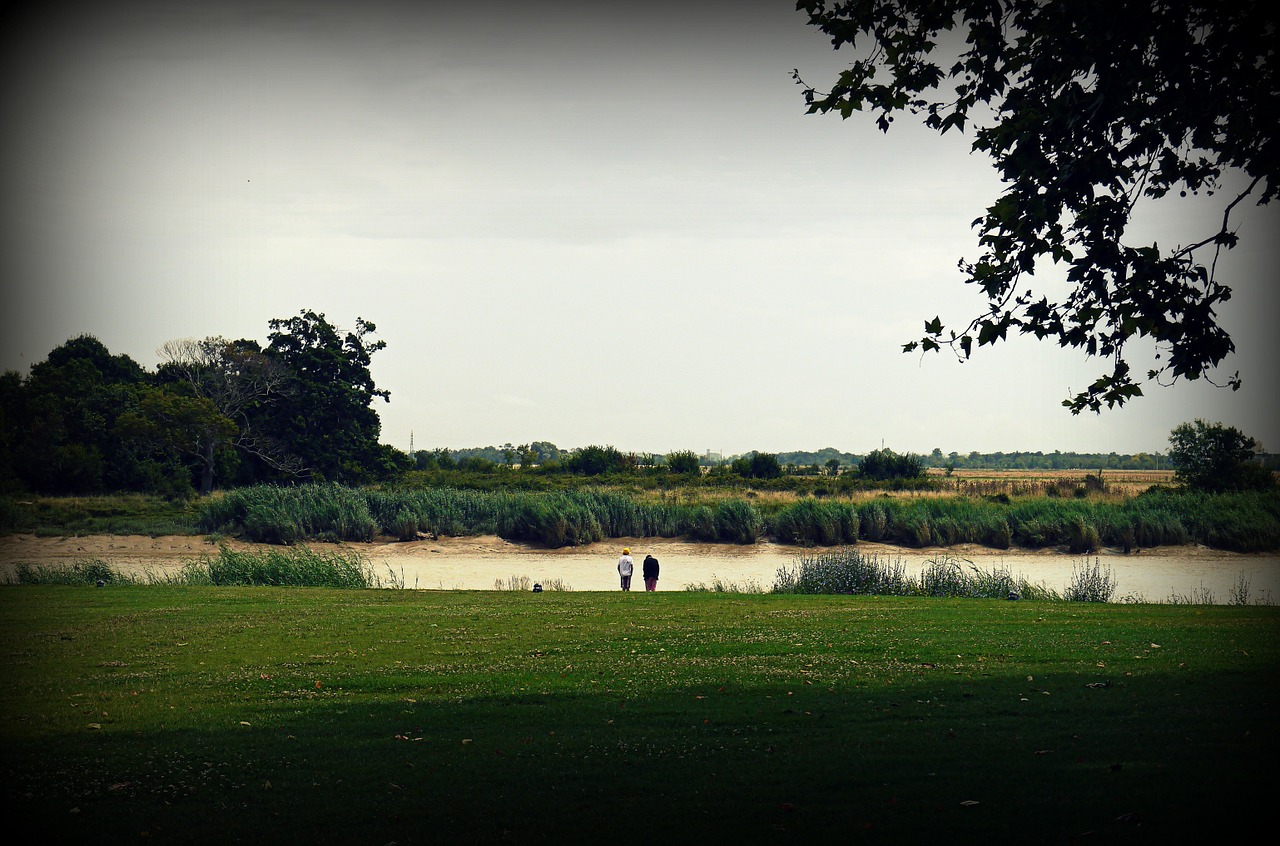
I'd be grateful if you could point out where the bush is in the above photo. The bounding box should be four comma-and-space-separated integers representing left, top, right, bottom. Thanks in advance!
1064, 559, 1117, 602
773, 548, 912, 595
664, 450, 701, 475
858, 448, 925, 481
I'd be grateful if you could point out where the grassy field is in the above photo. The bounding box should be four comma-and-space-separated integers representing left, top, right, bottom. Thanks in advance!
2, 586, 1275, 844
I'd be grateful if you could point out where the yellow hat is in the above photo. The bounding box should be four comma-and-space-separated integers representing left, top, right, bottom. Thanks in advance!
623, 548, 630, 554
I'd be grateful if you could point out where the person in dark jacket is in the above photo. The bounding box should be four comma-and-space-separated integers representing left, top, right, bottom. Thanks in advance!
642, 554, 660, 592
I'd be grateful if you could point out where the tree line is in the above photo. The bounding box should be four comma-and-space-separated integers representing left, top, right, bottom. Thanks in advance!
0, 310, 406, 497
2, 315, 1273, 498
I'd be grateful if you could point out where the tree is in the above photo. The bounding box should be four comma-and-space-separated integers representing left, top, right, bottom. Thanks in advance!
263, 310, 392, 485
7, 335, 149, 493
1167, 419, 1272, 492
794, 0, 1277, 412
665, 449, 702, 475
858, 448, 925, 480
113, 387, 238, 496
156, 336, 298, 493
563, 445, 636, 475
731, 451, 783, 480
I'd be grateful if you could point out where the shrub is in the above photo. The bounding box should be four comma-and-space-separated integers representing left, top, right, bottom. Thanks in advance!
664, 450, 701, 475
1063, 559, 1117, 602
773, 548, 911, 595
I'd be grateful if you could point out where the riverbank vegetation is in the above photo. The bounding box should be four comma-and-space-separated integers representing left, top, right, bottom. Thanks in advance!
2, 586, 1274, 843
187, 483, 1279, 552
5, 484, 1278, 553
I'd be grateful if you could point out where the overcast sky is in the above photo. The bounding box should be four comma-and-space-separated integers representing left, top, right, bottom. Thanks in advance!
2, 0, 1276, 458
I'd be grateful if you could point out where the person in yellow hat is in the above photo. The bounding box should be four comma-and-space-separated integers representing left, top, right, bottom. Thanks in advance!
617, 548, 634, 591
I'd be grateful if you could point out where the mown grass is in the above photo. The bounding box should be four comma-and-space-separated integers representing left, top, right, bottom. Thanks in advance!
1, 587, 1275, 844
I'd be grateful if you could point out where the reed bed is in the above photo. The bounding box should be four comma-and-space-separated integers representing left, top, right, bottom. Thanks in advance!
772, 548, 1089, 601
199, 484, 376, 544
9, 558, 138, 586
174, 546, 383, 588
192, 484, 1280, 553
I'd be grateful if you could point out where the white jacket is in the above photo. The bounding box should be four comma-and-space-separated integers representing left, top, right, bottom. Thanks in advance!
617, 555, 634, 576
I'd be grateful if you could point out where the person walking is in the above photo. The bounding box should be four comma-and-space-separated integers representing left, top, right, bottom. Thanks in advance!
617, 548, 634, 591
642, 553, 659, 592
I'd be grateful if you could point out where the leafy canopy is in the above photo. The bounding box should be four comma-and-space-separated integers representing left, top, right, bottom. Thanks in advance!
1167, 419, 1273, 493
263, 310, 395, 485
794, 0, 1277, 412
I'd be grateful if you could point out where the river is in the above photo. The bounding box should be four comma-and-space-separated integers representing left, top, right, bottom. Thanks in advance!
2, 534, 1276, 604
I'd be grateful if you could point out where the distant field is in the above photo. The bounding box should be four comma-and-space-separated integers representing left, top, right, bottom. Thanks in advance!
924, 468, 1175, 498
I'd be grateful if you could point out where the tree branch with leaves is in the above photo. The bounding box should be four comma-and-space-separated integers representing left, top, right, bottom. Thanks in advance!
794, 0, 1277, 412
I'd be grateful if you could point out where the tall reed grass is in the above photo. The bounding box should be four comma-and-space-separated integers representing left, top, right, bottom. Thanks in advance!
176, 547, 382, 588
10, 558, 136, 586
772, 548, 1077, 601
192, 484, 1280, 553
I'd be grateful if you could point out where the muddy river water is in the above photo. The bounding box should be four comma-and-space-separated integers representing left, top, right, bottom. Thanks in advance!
4, 534, 1273, 604
375, 545, 1280, 604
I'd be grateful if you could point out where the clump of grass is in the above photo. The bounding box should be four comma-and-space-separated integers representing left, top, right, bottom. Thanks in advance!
494, 575, 572, 591
1230, 572, 1252, 606
918, 555, 1058, 600
1063, 558, 1117, 602
684, 577, 766, 593
772, 548, 913, 595
714, 499, 763, 544
1166, 583, 1217, 605
769, 499, 857, 546
9, 558, 137, 586
174, 546, 380, 588
1067, 515, 1100, 553
772, 549, 1102, 601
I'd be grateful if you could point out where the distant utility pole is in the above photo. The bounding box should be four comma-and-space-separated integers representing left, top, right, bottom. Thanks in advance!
410, 430, 414, 455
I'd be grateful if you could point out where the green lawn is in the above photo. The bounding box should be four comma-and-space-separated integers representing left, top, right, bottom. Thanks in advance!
2, 587, 1276, 844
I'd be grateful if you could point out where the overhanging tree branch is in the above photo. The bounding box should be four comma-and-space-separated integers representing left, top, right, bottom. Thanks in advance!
795, 0, 1277, 412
